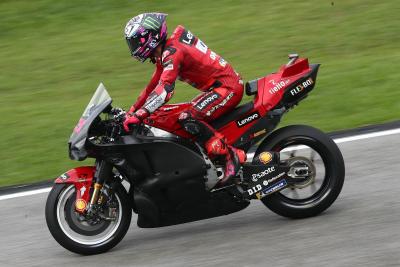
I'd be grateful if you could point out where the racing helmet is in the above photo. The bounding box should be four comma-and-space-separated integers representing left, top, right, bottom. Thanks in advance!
124, 13, 168, 62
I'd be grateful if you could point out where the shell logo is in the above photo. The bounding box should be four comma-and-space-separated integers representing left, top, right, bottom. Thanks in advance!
259, 152, 273, 164
75, 199, 87, 212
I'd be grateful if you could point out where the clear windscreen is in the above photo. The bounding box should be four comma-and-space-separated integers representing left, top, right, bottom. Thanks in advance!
81, 83, 112, 119
69, 83, 112, 160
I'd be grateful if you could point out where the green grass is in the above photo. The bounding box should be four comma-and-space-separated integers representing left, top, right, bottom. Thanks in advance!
0, 0, 399, 186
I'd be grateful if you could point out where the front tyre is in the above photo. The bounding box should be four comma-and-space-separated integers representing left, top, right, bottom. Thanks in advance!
254, 125, 345, 218
45, 183, 132, 255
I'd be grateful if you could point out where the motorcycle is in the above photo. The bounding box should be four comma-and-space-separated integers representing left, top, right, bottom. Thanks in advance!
45, 54, 345, 255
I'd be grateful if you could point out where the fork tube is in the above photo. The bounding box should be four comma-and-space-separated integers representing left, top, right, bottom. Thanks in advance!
90, 160, 113, 205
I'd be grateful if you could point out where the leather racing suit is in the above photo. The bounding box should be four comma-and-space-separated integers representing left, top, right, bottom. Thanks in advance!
131, 25, 246, 183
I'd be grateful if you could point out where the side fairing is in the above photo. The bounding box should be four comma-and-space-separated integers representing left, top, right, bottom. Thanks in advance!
55, 166, 95, 212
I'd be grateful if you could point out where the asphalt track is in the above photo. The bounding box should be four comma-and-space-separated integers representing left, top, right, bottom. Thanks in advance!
1, 130, 400, 267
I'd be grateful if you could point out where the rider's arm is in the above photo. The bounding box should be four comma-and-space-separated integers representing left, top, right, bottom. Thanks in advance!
132, 62, 163, 111
135, 47, 183, 119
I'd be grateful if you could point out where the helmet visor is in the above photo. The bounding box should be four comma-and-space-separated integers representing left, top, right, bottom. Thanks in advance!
126, 37, 142, 56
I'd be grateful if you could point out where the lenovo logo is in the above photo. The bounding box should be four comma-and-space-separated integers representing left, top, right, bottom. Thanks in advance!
196, 93, 219, 110
236, 112, 260, 127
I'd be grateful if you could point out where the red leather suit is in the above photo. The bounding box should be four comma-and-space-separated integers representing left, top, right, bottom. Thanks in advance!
133, 25, 244, 149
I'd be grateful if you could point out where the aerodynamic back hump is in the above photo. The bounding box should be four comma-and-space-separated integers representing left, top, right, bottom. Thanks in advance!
254, 58, 320, 110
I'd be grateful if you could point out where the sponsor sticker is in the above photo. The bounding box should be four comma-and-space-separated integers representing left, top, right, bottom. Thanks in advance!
259, 152, 273, 165
248, 172, 286, 195
251, 166, 275, 182
252, 129, 267, 138
145, 90, 168, 112
195, 39, 208, 54
290, 78, 314, 96
247, 184, 263, 196
75, 199, 87, 212
206, 92, 234, 116
195, 93, 220, 111
179, 29, 195, 46
80, 186, 86, 196
73, 118, 86, 133
59, 173, 70, 180
236, 112, 260, 127
269, 79, 290, 95
219, 57, 227, 67
162, 105, 180, 111
261, 180, 288, 196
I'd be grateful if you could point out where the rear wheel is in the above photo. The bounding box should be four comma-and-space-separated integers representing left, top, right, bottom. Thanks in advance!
45, 183, 132, 255
253, 125, 345, 218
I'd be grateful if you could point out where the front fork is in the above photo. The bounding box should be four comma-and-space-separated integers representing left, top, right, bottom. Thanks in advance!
88, 160, 113, 211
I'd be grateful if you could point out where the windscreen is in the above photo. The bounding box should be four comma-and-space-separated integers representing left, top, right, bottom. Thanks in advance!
69, 83, 112, 160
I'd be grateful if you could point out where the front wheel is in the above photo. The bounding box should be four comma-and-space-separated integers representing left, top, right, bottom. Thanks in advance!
45, 183, 132, 255
254, 125, 345, 218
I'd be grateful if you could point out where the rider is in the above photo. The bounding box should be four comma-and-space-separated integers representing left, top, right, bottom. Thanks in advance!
123, 13, 246, 184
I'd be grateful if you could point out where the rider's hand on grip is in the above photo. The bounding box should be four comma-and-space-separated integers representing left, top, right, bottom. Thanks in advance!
123, 114, 141, 132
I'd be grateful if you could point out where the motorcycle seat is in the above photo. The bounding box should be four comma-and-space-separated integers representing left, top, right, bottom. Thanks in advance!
209, 102, 254, 129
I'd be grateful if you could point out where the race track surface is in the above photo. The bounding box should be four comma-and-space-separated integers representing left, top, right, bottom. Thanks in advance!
1, 133, 399, 267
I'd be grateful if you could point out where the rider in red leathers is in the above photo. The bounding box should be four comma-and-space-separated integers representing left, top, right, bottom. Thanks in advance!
123, 13, 246, 184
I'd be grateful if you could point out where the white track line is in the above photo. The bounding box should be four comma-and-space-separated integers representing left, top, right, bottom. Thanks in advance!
333, 128, 400, 144
0, 187, 51, 201
1, 127, 400, 201
246, 128, 400, 161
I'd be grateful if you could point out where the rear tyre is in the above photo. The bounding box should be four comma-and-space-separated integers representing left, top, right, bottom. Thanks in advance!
45, 183, 132, 255
254, 125, 345, 218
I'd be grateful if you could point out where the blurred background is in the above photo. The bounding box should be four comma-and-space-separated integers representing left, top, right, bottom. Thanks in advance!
0, 0, 398, 186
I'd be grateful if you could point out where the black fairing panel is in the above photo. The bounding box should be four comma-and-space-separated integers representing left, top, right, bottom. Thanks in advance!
245, 79, 259, 96
89, 138, 250, 228
281, 64, 320, 108
136, 188, 250, 228
94, 139, 207, 182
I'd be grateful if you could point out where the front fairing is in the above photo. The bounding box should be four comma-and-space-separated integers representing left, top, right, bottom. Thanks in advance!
69, 83, 112, 160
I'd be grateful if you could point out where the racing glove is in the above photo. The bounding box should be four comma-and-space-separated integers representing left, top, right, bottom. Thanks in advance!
123, 108, 149, 132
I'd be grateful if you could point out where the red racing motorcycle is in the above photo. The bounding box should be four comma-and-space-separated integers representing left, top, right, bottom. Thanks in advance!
45, 54, 345, 254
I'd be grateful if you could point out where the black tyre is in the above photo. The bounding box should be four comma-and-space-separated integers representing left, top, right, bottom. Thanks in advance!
254, 125, 345, 218
45, 183, 132, 255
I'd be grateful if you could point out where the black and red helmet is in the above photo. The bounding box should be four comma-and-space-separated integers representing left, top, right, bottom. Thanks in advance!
124, 13, 168, 62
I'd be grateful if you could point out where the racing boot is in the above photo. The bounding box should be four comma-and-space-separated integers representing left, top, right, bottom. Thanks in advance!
205, 133, 246, 185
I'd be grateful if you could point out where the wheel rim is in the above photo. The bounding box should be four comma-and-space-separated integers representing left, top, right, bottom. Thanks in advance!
56, 185, 123, 245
